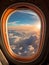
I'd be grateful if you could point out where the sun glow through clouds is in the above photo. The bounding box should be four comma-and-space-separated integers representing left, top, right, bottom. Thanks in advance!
36, 23, 41, 30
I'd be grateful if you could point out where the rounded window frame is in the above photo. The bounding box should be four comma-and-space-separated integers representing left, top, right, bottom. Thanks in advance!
1, 2, 46, 63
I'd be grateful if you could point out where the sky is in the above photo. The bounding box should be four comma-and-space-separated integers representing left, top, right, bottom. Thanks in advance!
7, 10, 41, 26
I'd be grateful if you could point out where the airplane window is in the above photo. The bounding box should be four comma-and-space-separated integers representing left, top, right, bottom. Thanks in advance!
1, 3, 45, 63
7, 9, 41, 57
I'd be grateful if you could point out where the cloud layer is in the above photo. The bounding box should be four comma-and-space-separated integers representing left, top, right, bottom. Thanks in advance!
7, 25, 41, 57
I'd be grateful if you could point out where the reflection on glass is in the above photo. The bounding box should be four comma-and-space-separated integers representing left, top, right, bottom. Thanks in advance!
7, 9, 41, 57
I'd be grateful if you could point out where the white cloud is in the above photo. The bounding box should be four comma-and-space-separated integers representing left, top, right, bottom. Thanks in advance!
14, 36, 22, 43
8, 21, 20, 25
9, 33, 13, 38
17, 10, 38, 16
11, 45, 16, 50
19, 47, 23, 50
18, 52, 22, 55
9, 35, 17, 38
8, 21, 16, 24
32, 51, 35, 54
9, 35, 20, 39
28, 45, 34, 51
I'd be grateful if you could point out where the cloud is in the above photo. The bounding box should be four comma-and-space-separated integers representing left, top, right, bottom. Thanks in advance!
9, 33, 13, 38
28, 45, 34, 51
7, 21, 20, 26
8, 25, 40, 56
9, 34, 17, 38
16, 10, 38, 16
8, 24, 40, 34
14, 36, 21, 43
11, 45, 16, 50
19, 47, 23, 50
8, 21, 16, 24
18, 52, 22, 55
24, 51, 27, 53
32, 51, 35, 54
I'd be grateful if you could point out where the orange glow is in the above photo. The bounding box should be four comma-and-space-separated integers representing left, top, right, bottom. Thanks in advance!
8, 25, 40, 32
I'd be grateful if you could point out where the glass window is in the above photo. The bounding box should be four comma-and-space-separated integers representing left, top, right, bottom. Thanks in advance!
7, 9, 41, 57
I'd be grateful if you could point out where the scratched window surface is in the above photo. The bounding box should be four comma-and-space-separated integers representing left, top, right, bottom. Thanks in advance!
7, 9, 41, 57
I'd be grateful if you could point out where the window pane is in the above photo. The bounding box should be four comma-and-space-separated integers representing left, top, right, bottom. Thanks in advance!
7, 9, 41, 57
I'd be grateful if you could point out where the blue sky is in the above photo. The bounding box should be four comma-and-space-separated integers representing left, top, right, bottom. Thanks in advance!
7, 10, 40, 26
